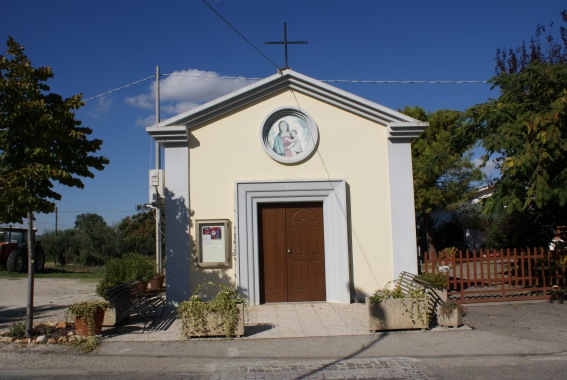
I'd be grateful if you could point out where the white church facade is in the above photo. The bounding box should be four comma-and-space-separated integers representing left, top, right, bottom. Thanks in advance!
146, 69, 427, 306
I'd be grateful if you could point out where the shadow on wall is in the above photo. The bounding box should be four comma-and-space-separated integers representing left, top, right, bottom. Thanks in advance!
164, 187, 192, 305
188, 268, 238, 300
345, 182, 356, 301
187, 218, 242, 300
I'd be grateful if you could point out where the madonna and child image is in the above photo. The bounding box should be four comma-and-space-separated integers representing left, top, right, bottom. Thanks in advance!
267, 116, 314, 158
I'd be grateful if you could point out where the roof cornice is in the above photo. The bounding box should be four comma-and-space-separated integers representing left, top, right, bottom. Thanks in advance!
146, 125, 187, 145
146, 70, 428, 142
387, 122, 428, 142
158, 70, 424, 125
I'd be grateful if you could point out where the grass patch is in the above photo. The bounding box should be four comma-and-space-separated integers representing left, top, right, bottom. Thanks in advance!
0, 263, 104, 281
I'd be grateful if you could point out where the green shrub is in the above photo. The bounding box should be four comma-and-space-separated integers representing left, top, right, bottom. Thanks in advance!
178, 282, 246, 338
3, 320, 26, 338
438, 300, 466, 318
417, 272, 448, 290
96, 253, 155, 297
368, 282, 427, 305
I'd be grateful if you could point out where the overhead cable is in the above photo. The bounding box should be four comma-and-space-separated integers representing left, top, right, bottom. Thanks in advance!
162, 74, 262, 81
83, 75, 155, 102
201, 0, 280, 70
83, 74, 489, 103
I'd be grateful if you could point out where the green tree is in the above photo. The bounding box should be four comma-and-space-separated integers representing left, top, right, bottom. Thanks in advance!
74, 213, 117, 264
464, 12, 567, 236
403, 106, 484, 256
495, 10, 567, 75
115, 205, 159, 257
0, 37, 109, 223
0, 37, 109, 335
484, 209, 557, 249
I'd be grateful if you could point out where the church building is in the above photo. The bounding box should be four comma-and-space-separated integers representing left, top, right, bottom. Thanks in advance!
146, 69, 427, 306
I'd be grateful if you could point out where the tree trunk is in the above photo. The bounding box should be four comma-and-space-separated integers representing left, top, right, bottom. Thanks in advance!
25, 211, 35, 337
422, 216, 437, 259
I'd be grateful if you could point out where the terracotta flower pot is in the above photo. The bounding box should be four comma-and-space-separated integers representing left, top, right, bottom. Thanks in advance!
149, 274, 165, 290
75, 307, 106, 336
135, 280, 148, 294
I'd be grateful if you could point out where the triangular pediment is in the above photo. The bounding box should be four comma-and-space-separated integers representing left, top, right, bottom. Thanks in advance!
147, 69, 427, 144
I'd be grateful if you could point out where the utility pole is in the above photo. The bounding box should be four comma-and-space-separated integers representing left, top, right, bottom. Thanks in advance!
155, 66, 162, 274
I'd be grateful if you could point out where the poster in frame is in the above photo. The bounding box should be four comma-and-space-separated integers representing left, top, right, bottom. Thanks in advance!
195, 219, 232, 268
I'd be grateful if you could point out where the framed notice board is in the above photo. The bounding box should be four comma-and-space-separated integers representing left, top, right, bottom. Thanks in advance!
195, 219, 231, 268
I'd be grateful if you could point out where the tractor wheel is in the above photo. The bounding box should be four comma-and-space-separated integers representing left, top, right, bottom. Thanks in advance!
34, 246, 46, 272
7, 250, 26, 273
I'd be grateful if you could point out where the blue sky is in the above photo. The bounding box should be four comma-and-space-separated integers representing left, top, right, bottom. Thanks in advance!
1, 0, 564, 233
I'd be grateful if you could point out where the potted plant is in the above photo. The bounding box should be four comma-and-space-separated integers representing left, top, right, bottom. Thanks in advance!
66, 300, 109, 337
177, 282, 245, 338
132, 255, 155, 293
149, 272, 165, 291
436, 300, 464, 328
96, 254, 155, 296
367, 284, 430, 331
96, 254, 156, 325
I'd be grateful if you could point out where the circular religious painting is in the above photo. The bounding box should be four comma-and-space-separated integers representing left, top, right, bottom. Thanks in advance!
260, 108, 318, 164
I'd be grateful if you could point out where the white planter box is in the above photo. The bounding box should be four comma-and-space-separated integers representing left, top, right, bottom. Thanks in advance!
436, 305, 462, 328
182, 303, 245, 338
367, 297, 430, 331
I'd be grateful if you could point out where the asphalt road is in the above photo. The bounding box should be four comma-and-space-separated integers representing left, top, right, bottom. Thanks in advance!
1, 277, 566, 379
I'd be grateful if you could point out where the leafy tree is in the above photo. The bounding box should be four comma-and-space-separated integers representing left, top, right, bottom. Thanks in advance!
74, 213, 117, 263
403, 106, 484, 256
0, 37, 109, 223
464, 11, 567, 239
0, 37, 109, 335
484, 209, 557, 249
115, 205, 158, 257
495, 10, 567, 75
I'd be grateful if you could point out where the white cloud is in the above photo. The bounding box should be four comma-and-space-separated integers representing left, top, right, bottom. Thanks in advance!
162, 101, 202, 115
473, 156, 499, 179
125, 68, 254, 120
134, 114, 156, 128
125, 93, 153, 110
87, 96, 113, 118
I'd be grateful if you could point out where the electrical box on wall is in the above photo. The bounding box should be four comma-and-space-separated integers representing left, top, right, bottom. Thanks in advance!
149, 169, 165, 207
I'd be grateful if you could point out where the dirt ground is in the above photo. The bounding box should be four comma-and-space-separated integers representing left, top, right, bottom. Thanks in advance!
0, 277, 99, 331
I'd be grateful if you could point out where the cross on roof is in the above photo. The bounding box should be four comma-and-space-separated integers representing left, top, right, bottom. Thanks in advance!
265, 22, 307, 70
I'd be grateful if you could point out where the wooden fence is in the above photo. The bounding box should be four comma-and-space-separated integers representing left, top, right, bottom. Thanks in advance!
422, 248, 567, 303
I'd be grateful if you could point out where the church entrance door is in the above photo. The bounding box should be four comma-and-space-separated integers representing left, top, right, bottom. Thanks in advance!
259, 202, 326, 303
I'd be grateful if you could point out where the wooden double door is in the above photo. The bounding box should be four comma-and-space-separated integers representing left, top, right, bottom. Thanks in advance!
259, 202, 326, 303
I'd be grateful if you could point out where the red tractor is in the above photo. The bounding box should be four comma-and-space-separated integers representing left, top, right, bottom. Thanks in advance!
0, 227, 45, 273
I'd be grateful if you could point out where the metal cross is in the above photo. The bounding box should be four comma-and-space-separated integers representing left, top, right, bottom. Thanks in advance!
265, 22, 307, 70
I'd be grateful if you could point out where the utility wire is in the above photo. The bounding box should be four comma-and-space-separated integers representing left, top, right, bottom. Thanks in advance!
201, 0, 280, 70
83, 75, 155, 102
323, 79, 487, 84
162, 73, 262, 81
58, 210, 134, 213
162, 74, 488, 84
83, 74, 489, 104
